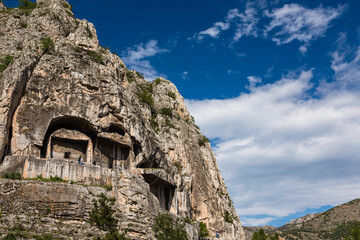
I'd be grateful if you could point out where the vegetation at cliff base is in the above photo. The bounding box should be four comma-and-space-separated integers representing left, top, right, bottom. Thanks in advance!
27, 175, 67, 182
252, 229, 279, 240
344, 222, 360, 239
1, 172, 22, 180
153, 213, 189, 240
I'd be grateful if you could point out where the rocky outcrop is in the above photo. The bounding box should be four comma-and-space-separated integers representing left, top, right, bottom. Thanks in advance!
0, 0, 245, 239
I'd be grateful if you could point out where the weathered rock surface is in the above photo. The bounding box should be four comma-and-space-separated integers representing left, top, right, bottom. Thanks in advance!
0, 0, 245, 239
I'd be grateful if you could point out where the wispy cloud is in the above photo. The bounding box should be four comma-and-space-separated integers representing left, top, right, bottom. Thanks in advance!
264, 4, 346, 53
198, 22, 230, 40
182, 71, 189, 80
186, 69, 360, 225
231, 7, 259, 41
193, 2, 346, 53
122, 40, 169, 80
196, 5, 260, 42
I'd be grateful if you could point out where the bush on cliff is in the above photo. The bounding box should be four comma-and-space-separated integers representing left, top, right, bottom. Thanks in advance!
199, 222, 209, 238
1, 172, 22, 180
153, 213, 188, 240
0, 54, 13, 73
41, 37, 55, 53
18, 0, 36, 10
89, 193, 129, 240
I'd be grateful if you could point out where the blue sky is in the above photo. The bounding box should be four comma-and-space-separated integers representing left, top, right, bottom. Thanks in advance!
5, 0, 360, 227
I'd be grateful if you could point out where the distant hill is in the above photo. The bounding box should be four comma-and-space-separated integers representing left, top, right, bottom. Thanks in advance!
244, 198, 360, 240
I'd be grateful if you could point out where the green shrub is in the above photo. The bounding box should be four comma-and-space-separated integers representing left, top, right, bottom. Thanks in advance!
224, 211, 233, 223
18, 0, 36, 9
137, 84, 154, 107
153, 213, 189, 240
136, 71, 144, 79
173, 162, 182, 173
164, 118, 175, 129
2, 233, 17, 240
26, 175, 67, 182
251, 229, 267, 240
104, 184, 112, 191
154, 78, 162, 85
88, 194, 130, 240
1, 172, 22, 180
33, 234, 59, 240
0, 54, 13, 73
88, 50, 103, 64
344, 222, 360, 240
167, 91, 176, 100
198, 135, 209, 147
160, 108, 172, 117
62, 2, 73, 11
89, 193, 118, 232
41, 37, 55, 53
199, 222, 209, 238
150, 118, 159, 133
20, 21, 28, 28
86, 24, 93, 38
138, 91, 154, 106
18, 0, 36, 15
269, 233, 280, 240
126, 71, 136, 83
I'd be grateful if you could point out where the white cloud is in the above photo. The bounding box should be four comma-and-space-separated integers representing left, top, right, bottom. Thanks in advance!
122, 40, 169, 80
186, 69, 360, 223
242, 217, 277, 226
182, 71, 189, 80
197, 5, 260, 42
264, 4, 346, 47
247, 76, 262, 89
198, 21, 230, 40
193, 3, 345, 52
232, 7, 259, 41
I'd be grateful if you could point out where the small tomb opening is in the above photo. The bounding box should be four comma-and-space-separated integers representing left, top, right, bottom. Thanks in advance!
142, 174, 175, 211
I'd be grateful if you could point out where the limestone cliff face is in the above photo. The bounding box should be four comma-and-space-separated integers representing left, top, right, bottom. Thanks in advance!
0, 0, 245, 239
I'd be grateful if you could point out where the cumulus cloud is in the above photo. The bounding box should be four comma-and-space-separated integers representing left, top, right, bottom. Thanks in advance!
264, 4, 346, 52
122, 40, 169, 80
186, 69, 360, 226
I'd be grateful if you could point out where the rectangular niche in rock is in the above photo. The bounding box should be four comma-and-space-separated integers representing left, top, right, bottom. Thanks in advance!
95, 137, 130, 169
51, 137, 88, 160
47, 129, 93, 162
142, 174, 175, 211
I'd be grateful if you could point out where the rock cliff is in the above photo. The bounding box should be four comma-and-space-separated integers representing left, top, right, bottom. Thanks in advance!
0, 0, 245, 239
